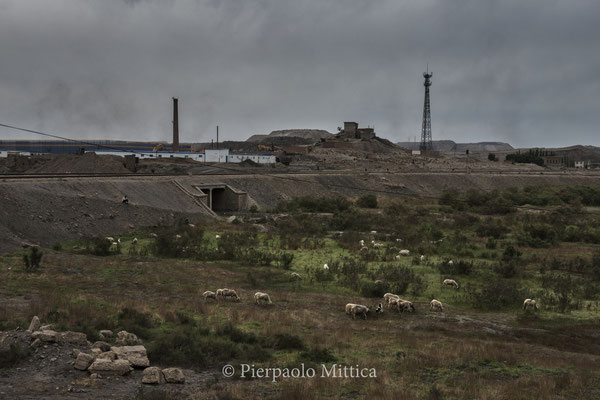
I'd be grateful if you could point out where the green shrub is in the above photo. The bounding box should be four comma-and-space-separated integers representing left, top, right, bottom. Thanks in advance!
279, 252, 294, 270
23, 246, 43, 272
298, 346, 336, 363
271, 333, 306, 351
437, 260, 474, 276
356, 194, 378, 208
466, 280, 526, 310
117, 308, 155, 339
493, 260, 518, 278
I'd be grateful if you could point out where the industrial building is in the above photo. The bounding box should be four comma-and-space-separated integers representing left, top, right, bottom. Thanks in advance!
0, 141, 276, 164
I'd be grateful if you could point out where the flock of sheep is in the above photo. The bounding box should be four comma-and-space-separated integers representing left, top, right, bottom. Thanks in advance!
201, 288, 273, 305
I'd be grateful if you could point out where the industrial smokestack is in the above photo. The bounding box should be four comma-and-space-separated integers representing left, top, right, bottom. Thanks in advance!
217, 125, 219, 149
172, 97, 179, 152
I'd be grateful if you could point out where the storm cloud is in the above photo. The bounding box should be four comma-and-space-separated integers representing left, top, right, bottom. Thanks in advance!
0, 0, 598, 147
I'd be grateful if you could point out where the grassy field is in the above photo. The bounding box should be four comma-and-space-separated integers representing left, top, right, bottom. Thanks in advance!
2, 187, 600, 399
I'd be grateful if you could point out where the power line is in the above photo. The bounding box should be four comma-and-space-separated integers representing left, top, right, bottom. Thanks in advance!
0, 122, 145, 153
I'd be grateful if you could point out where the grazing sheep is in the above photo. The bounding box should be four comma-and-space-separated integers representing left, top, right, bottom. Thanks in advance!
188, 223, 196, 228
360, 246, 369, 252
395, 238, 402, 243
175, 234, 182, 240
523, 299, 538, 311
217, 288, 240, 301
430, 299, 444, 312
395, 255, 402, 260
215, 234, 221, 239
359, 240, 365, 247
105, 237, 115, 243
447, 260, 454, 266
346, 303, 369, 320
291, 272, 302, 280
373, 243, 383, 248
254, 292, 272, 304
443, 279, 459, 289
420, 255, 425, 261
397, 300, 416, 313
370, 230, 377, 234
202, 290, 217, 300
375, 303, 383, 314
323, 264, 329, 270
399, 249, 410, 256
149, 233, 158, 238
383, 293, 400, 303
374, 280, 383, 285
132, 238, 138, 244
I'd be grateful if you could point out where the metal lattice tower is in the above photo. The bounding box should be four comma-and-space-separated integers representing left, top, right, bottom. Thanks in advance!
420, 69, 433, 152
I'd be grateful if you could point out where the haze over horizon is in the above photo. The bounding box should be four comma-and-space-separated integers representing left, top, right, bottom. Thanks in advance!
0, 0, 598, 148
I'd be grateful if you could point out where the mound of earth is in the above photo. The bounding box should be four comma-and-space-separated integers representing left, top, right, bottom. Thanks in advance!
247, 129, 332, 142
396, 140, 513, 152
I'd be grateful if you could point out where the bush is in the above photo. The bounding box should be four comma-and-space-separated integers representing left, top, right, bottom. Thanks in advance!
274, 196, 353, 213
493, 260, 518, 278
466, 280, 526, 310
437, 260, 474, 276
23, 246, 43, 272
298, 346, 336, 363
359, 280, 389, 298
356, 194, 378, 208
117, 308, 156, 340
373, 264, 427, 296
271, 333, 306, 351
541, 273, 579, 313
279, 252, 294, 270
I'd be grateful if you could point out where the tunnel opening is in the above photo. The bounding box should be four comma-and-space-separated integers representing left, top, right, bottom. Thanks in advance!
193, 184, 249, 212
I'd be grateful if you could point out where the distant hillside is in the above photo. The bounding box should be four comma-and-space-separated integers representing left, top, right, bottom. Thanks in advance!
247, 129, 333, 143
396, 140, 513, 152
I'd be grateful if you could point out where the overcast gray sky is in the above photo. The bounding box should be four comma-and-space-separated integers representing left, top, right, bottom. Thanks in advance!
0, 0, 598, 147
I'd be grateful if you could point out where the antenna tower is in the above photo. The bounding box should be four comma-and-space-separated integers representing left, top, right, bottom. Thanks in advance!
420, 67, 433, 152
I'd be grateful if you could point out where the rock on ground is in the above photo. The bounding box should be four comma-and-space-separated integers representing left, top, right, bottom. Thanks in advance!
115, 330, 141, 345
57, 331, 88, 345
88, 359, 133, 376
162, 368, 185, 383
111, 345, 150, 368
142, 367, 165, 384
27, 316, 40, 332
74, 353, 94, 371
31, 330, 57, 342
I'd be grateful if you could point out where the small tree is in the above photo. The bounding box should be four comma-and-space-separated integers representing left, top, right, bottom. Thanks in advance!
488, 153, 497, 161
356, 194, 378, 209
23, 247, 43, 272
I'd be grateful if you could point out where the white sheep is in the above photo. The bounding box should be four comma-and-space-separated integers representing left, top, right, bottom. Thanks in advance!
360, 246, 369, 252
395, 255, 402, 260
420, 255, 425, 261
215, 234, 221, 239
149, 233, 158, 238
216, 288, 240, 302
447, 260, 454, 266
396, 238, 403, 242
373, 243, 383, 248
370, 230, 377, 234
346, 303, 369, 320
323, 263, 329, 270
359, 240, 365, 247
399, 249, 410, 256
175, 234, 182, 240
202, 290, 217, 300
523, 299, 538, 311
188, 223, 196, 228
254, 292, 273, 304
430, 299, 444, 312
383, 293, 400, 303
397, 300, 415, 313
132, 238, 138, 244
443, 279, 459, 289
105, 237, 115, 242
291, 272, 302, 280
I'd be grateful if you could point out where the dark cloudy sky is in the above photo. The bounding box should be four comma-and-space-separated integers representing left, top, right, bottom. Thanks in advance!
0, 0, 598, 147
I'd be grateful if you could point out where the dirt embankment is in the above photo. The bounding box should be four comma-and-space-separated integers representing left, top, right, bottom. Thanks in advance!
1, 171, 600, 254
0, 178, 214, 254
